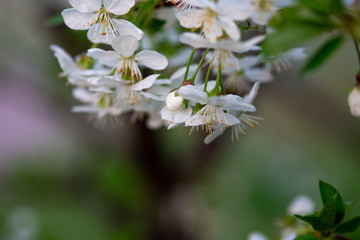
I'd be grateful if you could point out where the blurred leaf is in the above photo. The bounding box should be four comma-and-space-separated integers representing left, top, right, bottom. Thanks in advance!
300, 35, 344, 77
344, 201, 356, 207
147, 18, 166, 33
319, 180, 346, 225
294, 235, 322, 240
45, 14, 64, 27
336, 217, 360, 233
300, 0, 344, 15
262, 24, 324, 56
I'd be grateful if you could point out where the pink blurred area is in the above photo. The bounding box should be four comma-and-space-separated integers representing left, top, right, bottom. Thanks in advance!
0, 74, 60, 162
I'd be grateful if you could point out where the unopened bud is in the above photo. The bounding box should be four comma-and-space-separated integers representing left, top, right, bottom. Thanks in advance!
348, 87, 360, 117
166, 91, 184, 112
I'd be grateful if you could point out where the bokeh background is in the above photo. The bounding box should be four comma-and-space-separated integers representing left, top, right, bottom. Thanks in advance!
0, 0, 359, 240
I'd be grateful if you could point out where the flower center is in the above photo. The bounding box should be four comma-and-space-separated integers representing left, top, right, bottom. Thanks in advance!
116, 58, 142, 84
88, 8, 119, 43
255, 0, 272, 11
116, 86, 142, 105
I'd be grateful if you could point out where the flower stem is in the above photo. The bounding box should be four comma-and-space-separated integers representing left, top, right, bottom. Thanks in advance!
215, 63, 226, 95
204, 55, 215, 92
352, 35, 360, 70
183, 48, 197, 83
190, 48, 210, 83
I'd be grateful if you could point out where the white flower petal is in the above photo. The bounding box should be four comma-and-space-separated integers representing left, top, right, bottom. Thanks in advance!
238, 56, 260, 69
135, 50, 168, 70
204, 128, 224, 144
180, 32, 214, 49
103, 0, 135, 15
111, 35, 138, 57
244, 82, 260, 104
68, 0, 101, 12
203, 17, 223, 43
209, 95, 256, 112
131, 74, 160, 91
161, 106, 192, 123
112, 19, 144, 40
87, 48, 120, 66
176, 9, 205, 29
219, 16, 240, 41
245, 68, 273, 83
233, 35, 265, 53
177, 85, 207, 104
218, 0, 252, 21
62, 8, 95, 30
50, 45, 77, 76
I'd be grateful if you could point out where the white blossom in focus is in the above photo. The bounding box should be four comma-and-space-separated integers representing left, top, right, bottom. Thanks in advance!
88, 35, 168, 83
61, 0, 143, 44
177, 82, 256, 135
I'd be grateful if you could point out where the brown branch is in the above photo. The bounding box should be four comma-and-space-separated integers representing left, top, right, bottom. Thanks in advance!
334, 234, 358, 240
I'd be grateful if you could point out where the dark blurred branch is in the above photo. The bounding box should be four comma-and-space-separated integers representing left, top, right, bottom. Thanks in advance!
334, 234, 358, 240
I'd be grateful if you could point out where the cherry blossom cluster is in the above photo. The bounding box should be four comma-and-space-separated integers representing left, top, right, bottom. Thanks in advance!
51, 0, 306, 143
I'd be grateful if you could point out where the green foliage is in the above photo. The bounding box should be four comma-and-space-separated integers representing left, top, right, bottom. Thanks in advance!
262, 0, 353, 75
294, 235, 322, 240
319, 180, 346, 224
300, 35, 344, 77
295, 180, 360, 239
336, 217, 360, 233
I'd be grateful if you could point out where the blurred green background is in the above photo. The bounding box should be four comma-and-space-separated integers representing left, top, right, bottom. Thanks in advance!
0, 1, 359, 240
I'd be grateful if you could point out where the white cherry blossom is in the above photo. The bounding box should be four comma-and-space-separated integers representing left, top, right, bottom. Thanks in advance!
50, 44, 109, 86
88, 35, 168, 83
177, 82, 256, 135
176, 0, 251, 43
62, 0, 143, 44
204, 82, 262, 144
180, 32, 264, 73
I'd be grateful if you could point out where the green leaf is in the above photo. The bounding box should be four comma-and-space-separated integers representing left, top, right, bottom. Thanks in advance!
300, 35, 344, 77
295, 214, 319, 226
300, 0, 344, 15
318, 180, 346, 225
336, 217, 360, 233
262, 24, 324, 56
44, 13, 64, 27
294, 235, 322, 240
314, 194, 337, 232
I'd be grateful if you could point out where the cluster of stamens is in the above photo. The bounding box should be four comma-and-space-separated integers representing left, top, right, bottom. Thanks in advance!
115, 58, 142, 84
167, 0, 196, 12
85, 9, 119, 43
188, 105, 229, 136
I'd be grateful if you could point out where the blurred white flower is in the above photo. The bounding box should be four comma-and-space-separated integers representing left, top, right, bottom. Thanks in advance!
248, 232, 269, 240
287, 195, 315, 216
348, 87, 360, 117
